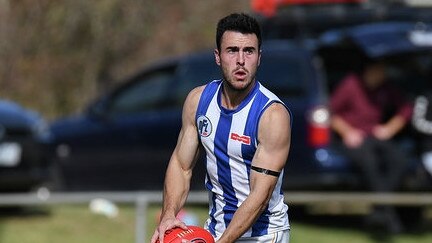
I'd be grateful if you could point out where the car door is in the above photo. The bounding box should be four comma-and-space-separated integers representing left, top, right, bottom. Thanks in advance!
99, 53, 221, 191
58, 64, 182, 191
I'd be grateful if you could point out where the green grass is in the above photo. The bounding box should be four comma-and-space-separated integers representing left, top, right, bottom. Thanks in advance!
0, 205, 135, 243
0, 204, 431, 243
290, 219, 432, 243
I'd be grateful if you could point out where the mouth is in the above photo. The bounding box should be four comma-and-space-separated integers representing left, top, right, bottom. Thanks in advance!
233, 69, 247, 80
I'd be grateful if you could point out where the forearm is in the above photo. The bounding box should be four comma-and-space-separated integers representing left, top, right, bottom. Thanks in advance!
161, 183, 189, 220
383, 115, 407, 137
160, 160, 192, 218
331, 115, 357, 137
217, 192, 269, 243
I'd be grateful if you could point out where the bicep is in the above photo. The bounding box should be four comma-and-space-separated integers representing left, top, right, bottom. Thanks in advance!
171, 124, 200, 172
168, 86, 204, 173
253, 103, 291, 172
249, 103, 291, 195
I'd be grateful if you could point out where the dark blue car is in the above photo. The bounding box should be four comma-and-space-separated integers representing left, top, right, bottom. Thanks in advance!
49, 19, 432, 192
0, 99, 51, 192
49, 40, 353, 191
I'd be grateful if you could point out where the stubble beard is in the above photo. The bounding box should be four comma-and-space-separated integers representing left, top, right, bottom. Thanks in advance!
222, 68, 257, 93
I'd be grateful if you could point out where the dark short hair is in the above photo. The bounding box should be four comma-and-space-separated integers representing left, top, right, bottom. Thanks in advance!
216, 13, 262, 51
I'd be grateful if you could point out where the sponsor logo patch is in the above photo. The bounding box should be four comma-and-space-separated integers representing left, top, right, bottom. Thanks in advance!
230, 132, 251, 145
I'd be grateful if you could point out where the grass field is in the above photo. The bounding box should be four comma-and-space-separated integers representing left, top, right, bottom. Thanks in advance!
0, 204, 431, 243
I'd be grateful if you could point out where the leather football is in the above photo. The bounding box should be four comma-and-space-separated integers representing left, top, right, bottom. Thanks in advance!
156, 226, 215, 243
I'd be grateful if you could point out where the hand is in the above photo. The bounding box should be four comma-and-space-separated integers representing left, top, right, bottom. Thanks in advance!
150, 216, 188, 243
342, 129, 365, 148
372, 125, 393, 140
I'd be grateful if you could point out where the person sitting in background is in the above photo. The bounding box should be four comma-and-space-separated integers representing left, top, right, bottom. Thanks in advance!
329, 59, 413, 233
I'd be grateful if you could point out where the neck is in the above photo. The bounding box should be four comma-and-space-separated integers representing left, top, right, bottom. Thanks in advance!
221, 80, 255, 110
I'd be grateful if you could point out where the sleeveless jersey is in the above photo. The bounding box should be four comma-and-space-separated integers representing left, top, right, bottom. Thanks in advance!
195, 80, 290, 239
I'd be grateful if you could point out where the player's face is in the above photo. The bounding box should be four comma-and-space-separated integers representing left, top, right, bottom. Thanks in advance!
215, 31, 261, 92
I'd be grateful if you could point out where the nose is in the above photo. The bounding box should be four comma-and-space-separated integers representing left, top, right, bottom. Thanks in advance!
237, 51, 245, 66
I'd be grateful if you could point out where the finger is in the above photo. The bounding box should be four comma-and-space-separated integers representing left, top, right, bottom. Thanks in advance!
150, 230, 160, 243
158, 227, 167, 243
177, 221, 188, 230
156, 222, 173, 242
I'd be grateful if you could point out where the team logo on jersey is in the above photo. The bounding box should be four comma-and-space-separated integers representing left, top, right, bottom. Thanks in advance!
197, 115, 212, 137
230, 132, 251, 145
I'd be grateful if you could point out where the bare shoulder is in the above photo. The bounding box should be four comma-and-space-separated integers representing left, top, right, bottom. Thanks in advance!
260, 102, 291, 128
182, 85, 206, 122
258, 102, 291, 143
185, 85, 206, 105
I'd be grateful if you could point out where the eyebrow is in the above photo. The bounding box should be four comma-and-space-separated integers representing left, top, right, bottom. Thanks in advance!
243, 47, 256, 52
226, 46, 257, 52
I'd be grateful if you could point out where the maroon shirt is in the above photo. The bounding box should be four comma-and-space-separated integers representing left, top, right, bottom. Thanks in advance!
330, 74, 413, 135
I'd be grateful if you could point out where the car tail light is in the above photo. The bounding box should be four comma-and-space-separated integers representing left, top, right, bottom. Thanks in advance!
307, 105, 330, 147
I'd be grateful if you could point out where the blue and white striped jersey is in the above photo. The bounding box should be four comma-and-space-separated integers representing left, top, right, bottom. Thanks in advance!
196, 80, 290, 239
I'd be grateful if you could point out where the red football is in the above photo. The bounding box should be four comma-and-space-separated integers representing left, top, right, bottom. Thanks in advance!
156, 226, 215, 243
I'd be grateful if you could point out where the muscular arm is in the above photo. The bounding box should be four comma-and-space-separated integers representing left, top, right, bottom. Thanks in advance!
217, 103, 291, 243
151, 86, 204, 243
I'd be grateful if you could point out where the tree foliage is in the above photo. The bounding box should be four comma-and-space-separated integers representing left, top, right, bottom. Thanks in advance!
0, 0, 250, 118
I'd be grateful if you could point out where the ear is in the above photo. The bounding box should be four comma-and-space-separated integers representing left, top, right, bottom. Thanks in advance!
258, 49, 262, 66
214, 49, 221, 66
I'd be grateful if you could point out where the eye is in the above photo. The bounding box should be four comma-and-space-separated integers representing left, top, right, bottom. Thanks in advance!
244, 48, 255, 55
227, 48, 238, 54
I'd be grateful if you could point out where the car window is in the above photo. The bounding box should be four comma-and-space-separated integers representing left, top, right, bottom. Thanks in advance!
109, 68, 176, 115
175, 52, 306, 102
175, 56, 221, 106
257, 54, 305, 97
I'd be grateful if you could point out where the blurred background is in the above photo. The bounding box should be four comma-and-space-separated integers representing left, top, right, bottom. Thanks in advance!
2, 0, 432, 242
0, 0, 249, 119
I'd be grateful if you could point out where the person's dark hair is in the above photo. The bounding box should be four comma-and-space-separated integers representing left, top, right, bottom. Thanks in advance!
216, 13, 262, 51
